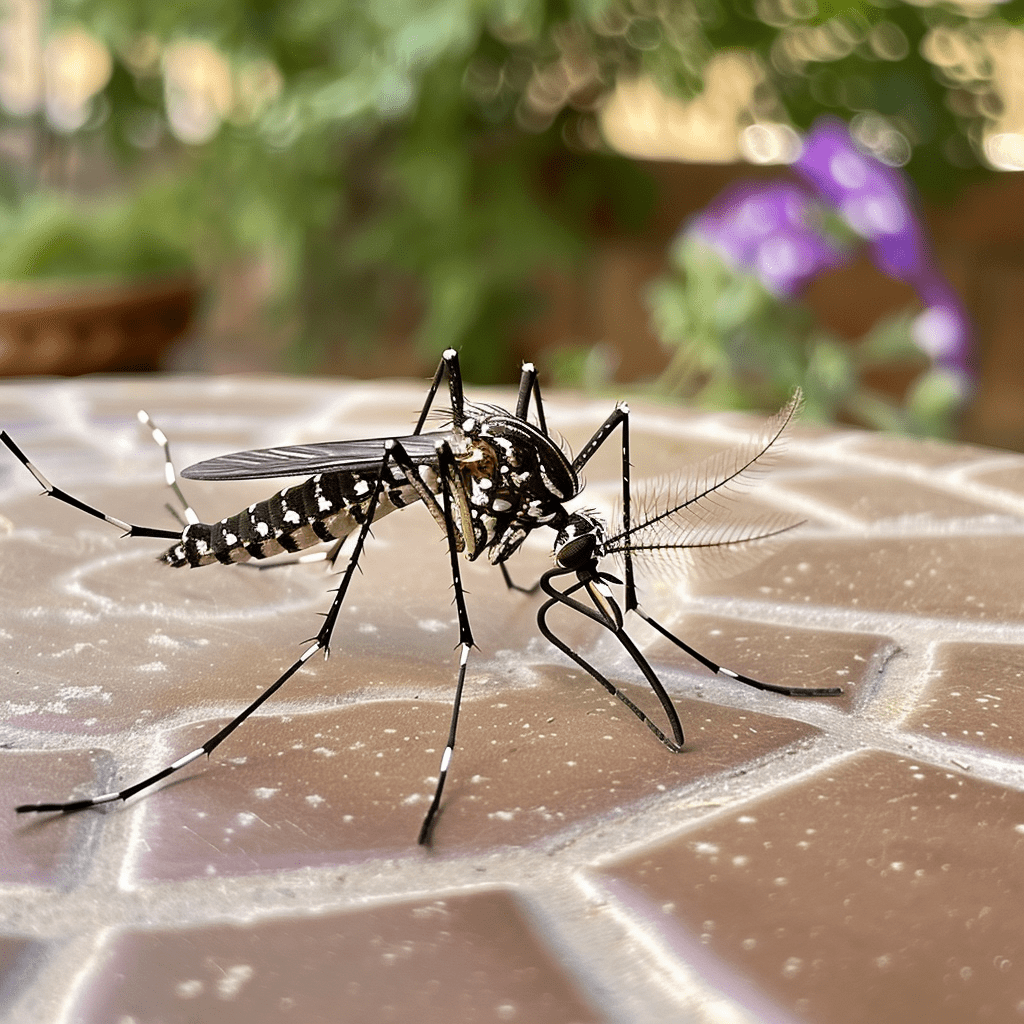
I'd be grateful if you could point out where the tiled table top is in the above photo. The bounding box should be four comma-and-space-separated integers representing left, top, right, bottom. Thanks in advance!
1, 375, 1023, 1023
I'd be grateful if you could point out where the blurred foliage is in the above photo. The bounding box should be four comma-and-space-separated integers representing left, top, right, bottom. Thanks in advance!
2, 0, 1020, 387
649, 236, 964, 436
699, 0, 1024, 194
0, 188, 193, 282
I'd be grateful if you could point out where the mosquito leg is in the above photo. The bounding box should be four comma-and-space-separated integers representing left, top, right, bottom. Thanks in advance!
514, 362, 549, 435
414, 348, 465, 435
498, 562, 539, 595
417, 440, 476, 846
515, 362, 535, 420
0, 431, 180, 541
408, 352, 483, 554
236, 537, 348, 572
633, 606, 842, 697
16, 448, 396, 816
137, 410, 199, 525
617, 407, 636, 607
588, 396, 831, 696
163, 503, 188, 528
565, 402, 640, 604
15, 639, 326, 815
570, 402, 628, 475
537, 567, 684, 750
387, 436, 473, 556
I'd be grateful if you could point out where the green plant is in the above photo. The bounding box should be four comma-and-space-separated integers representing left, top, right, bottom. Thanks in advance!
5, 0, 1020, 395
650, 235, 964, 436
648, 118, 973, 436
0, 190, 193, 283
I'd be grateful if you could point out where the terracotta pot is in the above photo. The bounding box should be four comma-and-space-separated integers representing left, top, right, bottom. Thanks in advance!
0, 275, 199, 376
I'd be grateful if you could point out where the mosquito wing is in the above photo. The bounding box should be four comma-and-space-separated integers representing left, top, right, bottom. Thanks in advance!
181, 431, 453, 481
604, 390, 804, 581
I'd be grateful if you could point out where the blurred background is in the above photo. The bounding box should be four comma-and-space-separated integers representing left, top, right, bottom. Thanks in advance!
1, 0, 1023, 446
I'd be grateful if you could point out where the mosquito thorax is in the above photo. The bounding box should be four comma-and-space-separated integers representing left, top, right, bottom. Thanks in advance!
553, 512, 607, 570
452, 401, 580, 566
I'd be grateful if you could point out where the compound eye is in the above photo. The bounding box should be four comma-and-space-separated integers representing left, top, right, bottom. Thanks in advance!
556, 534, 595, 569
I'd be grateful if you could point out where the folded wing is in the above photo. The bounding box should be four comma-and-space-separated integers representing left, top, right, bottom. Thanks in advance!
182, 432, 452, 481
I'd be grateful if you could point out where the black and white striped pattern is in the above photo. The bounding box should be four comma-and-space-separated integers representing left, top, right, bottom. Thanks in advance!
0, 429, 180, 543
162, 468, 426, 567
159, 399, 582, 571
3, 350, 843, 847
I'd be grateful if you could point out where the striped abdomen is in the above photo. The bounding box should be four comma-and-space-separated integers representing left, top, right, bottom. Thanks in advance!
161, 469, 423, 568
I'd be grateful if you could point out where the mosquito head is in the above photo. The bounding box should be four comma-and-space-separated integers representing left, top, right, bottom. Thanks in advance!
553, 511, 606, 570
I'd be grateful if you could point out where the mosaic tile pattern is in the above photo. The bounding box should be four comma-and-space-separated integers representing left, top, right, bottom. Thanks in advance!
1, 376, 1023, 1023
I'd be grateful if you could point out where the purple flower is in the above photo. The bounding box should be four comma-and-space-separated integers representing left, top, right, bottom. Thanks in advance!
685, 116, 974, 387
793, 117, 974, 381
793, 117, 930, 283
911, 278, 974, 381
690, 180, 850, 298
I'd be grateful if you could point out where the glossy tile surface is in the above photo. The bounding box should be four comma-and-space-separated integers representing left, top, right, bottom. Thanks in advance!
599, 750, 1024, 1024
2, 375, 1023, 1023
72, 890, 601, 1024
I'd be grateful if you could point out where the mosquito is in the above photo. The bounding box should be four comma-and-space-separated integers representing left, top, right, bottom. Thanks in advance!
2, 350, 840, 844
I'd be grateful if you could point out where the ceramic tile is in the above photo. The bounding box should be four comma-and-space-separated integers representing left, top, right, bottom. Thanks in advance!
71, 890, 601, 1024
0, 938, 43, 1009
841, 434, 992, 469
966, 462, 1024, 497
905, 641, 1024, 759
780, 472, 998, 523
125, 682, 821, 879
598, 750, 1024, 1024
697, 535, 1024, 623
4, 375, 1024, 1024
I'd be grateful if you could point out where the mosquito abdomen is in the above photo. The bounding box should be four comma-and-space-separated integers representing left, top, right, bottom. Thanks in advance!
161, 471, 421, 567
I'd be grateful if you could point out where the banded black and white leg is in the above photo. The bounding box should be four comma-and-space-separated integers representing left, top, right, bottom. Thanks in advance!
15, 436, 480, 844
14, 446, 397, 817
0, 430, 181, 543
513, 359, 548, 435
490, 358, 555, 598
553, 402, 842, 702
418, 348, 551, 440
340, 433, 478, 842
415, 350, 554, 601
497, 561, 539, 595
538, 563, 686, 751
415, 440, 477, 845
137, 409, 200, 529
413, 348, 467, 435
606, 405, 841, 698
